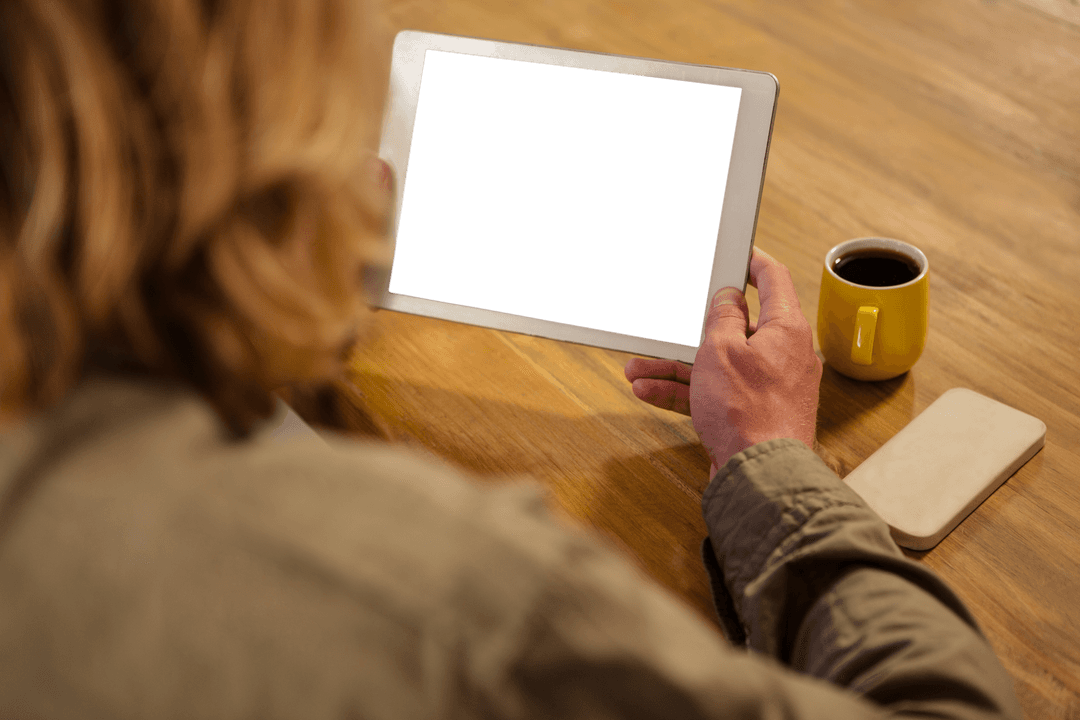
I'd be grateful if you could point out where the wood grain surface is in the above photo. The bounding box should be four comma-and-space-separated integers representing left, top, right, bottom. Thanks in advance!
294, 1, 1080, 716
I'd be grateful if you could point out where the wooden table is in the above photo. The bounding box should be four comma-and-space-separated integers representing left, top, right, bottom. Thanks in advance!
293, 1, 1080, 716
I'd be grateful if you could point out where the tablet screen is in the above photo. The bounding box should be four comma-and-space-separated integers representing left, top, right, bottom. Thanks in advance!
389, 49, 742, 347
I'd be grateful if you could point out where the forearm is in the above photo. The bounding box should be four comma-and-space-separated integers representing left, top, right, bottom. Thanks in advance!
701, 439, 1021, 719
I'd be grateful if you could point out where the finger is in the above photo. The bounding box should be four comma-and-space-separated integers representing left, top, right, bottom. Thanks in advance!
366, 156, 394, 194
702, 286, 750, 346
748, 247, 806, 330
631, 378, 692, 416
624, 357, 692, 385
357, 155, 394, 231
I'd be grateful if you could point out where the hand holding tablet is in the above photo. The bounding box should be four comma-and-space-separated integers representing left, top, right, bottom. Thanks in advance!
375, 31, 821, 473
376, 31, 779, 363
626, 247, 823, 474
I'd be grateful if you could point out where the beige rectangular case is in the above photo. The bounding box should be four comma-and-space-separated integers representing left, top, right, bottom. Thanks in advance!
843, 388, 1046, 550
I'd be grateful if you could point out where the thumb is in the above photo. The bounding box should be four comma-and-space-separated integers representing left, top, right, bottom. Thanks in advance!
703, 287, 749, 342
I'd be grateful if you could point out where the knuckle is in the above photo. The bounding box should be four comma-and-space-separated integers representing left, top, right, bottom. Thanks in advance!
707, 302, 743, 323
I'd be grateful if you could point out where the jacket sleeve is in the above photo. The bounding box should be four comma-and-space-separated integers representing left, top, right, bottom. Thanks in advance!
476, 441, 1022, 719
700, 438, 1022, 719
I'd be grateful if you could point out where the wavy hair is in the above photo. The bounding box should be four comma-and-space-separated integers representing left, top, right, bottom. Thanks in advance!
0, 0, 392, 434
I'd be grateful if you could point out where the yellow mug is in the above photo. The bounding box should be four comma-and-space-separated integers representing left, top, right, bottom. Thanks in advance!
817, 237, 929, 381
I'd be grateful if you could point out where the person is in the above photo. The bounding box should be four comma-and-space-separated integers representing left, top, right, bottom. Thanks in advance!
0, 0, 1022, 717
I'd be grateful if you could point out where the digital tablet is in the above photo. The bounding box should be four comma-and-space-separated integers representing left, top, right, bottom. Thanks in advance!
376, 30, 778, 364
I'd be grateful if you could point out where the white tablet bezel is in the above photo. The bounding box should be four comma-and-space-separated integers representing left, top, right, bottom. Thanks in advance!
376, 30, 778, 364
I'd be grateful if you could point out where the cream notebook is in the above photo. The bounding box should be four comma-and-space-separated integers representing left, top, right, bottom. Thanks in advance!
843, 388, 1046, 550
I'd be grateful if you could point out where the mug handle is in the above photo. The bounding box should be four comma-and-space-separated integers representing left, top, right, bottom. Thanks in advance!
851, 306, 879, 366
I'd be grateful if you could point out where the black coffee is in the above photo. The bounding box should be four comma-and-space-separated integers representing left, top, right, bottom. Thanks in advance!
833, 249, 920, 287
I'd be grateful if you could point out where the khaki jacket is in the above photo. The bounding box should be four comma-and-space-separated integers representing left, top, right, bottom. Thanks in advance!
0, 375, 1020, 718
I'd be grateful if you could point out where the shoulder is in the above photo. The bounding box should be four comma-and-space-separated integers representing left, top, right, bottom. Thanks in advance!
0, 375, 609, 716
2, 373, 598, 630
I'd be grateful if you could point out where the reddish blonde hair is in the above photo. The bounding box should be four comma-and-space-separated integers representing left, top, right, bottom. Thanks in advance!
0, 0, 392, 434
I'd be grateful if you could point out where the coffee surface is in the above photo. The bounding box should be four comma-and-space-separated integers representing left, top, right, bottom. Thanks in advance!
833, 250, 920, 287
